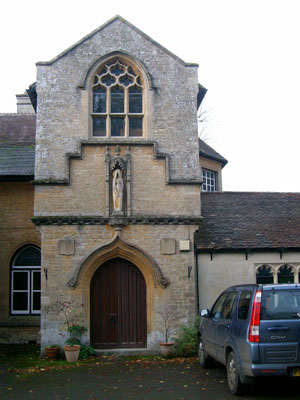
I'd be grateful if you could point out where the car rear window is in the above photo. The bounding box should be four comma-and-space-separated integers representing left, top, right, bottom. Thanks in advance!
261, 289, 300, 320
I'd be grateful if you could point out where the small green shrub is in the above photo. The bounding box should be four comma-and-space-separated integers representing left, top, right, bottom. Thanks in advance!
174, 317, 199, 357
67, 324, 88, 338
64, 337, 81, 346
79, 344, 96, 359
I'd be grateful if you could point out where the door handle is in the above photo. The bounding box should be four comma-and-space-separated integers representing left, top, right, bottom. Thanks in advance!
109, 314, 116, 323
267, 326, 289, 331
225, 324, 231, 330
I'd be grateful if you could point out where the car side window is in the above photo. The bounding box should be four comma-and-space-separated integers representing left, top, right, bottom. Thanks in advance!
211, 293, 228, 319
222, 291, 238, 320
238, 290, 252, 320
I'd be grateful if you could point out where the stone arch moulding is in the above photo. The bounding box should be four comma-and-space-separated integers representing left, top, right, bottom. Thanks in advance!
80, 50, 153, 90
67, 234, 169, 289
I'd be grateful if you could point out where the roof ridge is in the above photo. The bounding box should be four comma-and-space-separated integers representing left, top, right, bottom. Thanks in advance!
36, 15, 198, 67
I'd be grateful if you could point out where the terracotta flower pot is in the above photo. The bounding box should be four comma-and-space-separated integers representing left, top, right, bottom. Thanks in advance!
159, 342, 174, 356
45, 346, 60, 361
64, 345, 81, 362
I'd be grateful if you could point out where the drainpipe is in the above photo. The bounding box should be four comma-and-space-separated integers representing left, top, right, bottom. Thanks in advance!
195, 250, 200, 315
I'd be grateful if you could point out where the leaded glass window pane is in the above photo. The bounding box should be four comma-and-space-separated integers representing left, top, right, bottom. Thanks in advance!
92, 58, 144, 137
129, 86, 142, 113
129, 117, 143, 137
111, 117, 124, 136
93, 87, 106, 113
93, 118, 106, 136
111, 64, 125, 76
111, 86, 124, 113
101, 75, 115, 86
119, 75, 134, 87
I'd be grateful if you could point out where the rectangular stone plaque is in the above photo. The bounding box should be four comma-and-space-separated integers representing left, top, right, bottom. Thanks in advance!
160, 239, 176, 255
59, 239, 75, 255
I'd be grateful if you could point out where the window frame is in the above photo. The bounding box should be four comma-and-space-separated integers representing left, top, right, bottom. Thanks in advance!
255, 263, 299, 284
91, 57, 145, 138
10, 245, 41, 316
202, 168, 217, 192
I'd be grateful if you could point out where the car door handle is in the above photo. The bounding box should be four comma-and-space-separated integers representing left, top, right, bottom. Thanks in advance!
225, 324, 231, 330
267, 326, 289, 331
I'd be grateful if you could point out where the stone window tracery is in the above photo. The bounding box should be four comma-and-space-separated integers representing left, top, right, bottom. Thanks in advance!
255, 263, 299, 284
256, 265, 274, 284
277, 264, 295, 284
92, 58, 144, 138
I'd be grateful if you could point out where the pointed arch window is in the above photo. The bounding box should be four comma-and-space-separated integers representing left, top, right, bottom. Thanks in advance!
11, 246, 41, 315
256, 265, 274, 284
92, 59, 144, 137
277, 264, 295, 284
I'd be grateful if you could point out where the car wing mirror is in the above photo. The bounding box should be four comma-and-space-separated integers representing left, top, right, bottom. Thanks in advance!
200, 309, 210, 317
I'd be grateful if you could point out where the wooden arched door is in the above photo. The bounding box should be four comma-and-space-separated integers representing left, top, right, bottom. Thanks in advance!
90, 258, 146, 349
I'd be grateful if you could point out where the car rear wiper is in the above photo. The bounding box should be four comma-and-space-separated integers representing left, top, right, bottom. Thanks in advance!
291, 312, 300, 318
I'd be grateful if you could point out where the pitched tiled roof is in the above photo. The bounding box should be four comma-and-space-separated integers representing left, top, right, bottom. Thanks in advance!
198, 138, 228, 167
195, 192, 300, 251
0, 114, 36, 177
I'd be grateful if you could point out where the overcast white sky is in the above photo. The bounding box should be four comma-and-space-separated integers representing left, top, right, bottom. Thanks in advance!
1, 0, 300, 192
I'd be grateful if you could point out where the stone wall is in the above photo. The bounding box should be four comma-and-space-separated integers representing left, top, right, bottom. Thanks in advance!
34, 145, 201, 217
40, 223, 197, 350
35, 17, 201, 183
0, 182, 41, 342
33, 17, 202, 352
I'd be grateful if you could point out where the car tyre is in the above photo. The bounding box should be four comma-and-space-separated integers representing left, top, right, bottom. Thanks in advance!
198, 337, 213, 368
226, 351, 245, 395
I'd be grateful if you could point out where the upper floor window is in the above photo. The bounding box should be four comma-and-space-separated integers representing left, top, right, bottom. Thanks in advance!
202, 169, 217, 192
11, 246, 41, 315
92, 58, 144, 137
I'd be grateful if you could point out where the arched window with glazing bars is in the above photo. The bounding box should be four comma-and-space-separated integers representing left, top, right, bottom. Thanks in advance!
92, 58, 144, 138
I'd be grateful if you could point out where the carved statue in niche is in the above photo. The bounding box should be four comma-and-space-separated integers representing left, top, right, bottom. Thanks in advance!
112, 168, 124, 212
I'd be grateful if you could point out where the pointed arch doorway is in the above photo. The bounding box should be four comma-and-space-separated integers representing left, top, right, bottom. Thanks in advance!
90, 257, 147, 349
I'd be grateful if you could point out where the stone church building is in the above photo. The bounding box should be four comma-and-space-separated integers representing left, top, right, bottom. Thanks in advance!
1, 16, 300, 350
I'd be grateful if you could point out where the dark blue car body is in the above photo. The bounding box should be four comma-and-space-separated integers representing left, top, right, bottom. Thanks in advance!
198, 284, 300, 394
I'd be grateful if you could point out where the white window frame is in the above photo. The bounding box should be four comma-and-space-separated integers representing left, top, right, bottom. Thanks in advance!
10, 246, 41, 315
202, 168, 217, 192
11, 270, 30, 314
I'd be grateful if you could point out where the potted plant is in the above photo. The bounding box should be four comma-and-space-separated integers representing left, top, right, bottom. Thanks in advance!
59, 300, 88, 362
157, 305, 175, 356
64, 324, 87, 362
45, 345, 60, 360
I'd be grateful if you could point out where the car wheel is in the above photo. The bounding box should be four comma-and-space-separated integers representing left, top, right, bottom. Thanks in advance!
198, 337, 213, 368
226, 351, 245, 395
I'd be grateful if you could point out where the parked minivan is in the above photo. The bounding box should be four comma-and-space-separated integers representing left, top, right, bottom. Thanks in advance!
198, 284, 300, 394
